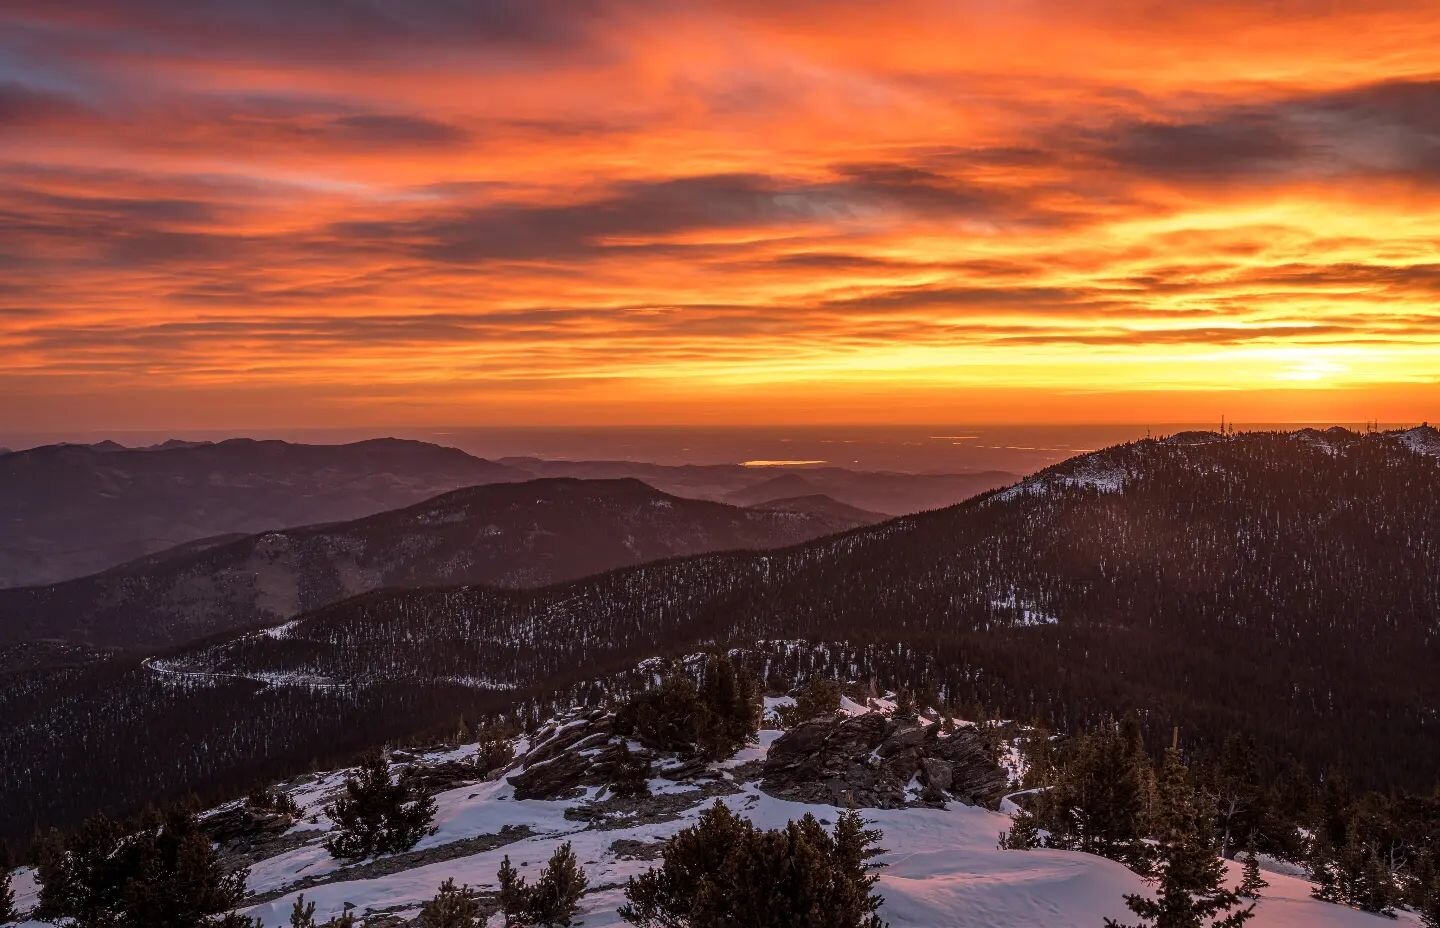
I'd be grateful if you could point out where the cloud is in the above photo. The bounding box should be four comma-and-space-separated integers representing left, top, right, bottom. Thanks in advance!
3, 2, 1440, 425
1092, 79, 1440, 183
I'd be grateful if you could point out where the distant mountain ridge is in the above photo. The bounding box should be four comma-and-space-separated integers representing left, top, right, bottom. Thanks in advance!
745, 494, 889, 524
0, 477, 873, 651
1, 437, 1016, 588
502, 457, 1016, 515
0, 437, 526, 587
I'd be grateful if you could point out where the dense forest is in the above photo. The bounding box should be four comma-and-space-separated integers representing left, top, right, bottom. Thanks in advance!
3, 428, 1438, 845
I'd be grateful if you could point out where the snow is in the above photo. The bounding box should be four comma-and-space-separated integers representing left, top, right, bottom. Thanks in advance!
989, 589, 1058, 627
1, 696, 1413, 928
176, 725, 1418, 928
993, 456, 1130, 502
1394, 425, 1440, 458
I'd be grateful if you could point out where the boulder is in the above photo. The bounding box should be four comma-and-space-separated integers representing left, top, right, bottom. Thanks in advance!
919, 757, 953, 793
508, 750, 591, 800
763, 713, 1008, 809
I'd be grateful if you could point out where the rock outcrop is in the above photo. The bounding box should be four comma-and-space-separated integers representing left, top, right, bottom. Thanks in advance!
762, 713, 1008, 809
506, 709, 658, 800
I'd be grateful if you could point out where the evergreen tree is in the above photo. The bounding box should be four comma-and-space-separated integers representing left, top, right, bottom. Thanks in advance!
495, 844, 588, 927
1018, 723, 1058, 789
324, 753, 437, 860
474, 728, 516, 777
616, 656, 755, 760
615, 673, 712, 754
324, 906, 359, 928
831, 807, 888, 925
496, 855, 526, 926
609, 742, 652, 799
35, 814, 131, 926
0, 844, 17, 925
416, 878, 482, 928
1237, 845, 1267, 899
1208, 735, 1267, 860
1421, 871, 1440, 928
1308, 813, 1397, 915
34, 808, 251, 928
247, 786, 301, 819
527, 842, 588, 927
1106, 746, 1253, 928
1034, 719, 1153, 871
998, 808, 1042, 851
620, 800, 886, 928
122, 807, 250, 928
777, 677, 842, 727
290, 895, 318, 928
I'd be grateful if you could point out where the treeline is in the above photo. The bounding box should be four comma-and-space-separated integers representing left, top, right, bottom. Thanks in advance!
1001, 717, 1440, 924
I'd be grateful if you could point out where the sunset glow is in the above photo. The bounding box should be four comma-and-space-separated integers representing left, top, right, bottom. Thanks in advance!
3, 0, 1439, 428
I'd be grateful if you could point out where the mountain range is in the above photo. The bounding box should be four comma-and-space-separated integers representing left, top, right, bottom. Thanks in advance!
0, 477, 875, 652
4, 426, 1438, 842
0, 438, 1012, 588
0, 438, 523, 588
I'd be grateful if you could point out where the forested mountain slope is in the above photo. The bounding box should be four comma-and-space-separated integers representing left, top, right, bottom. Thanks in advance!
170, 428, 1440, 780
0, 438, 524, 586
0, 478, 869, 651
5, 428, 1438, 842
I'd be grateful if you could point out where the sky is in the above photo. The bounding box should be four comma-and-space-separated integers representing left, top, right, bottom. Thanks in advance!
2, 0, 1439, 430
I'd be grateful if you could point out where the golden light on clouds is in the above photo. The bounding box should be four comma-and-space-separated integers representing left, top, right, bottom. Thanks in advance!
1, 0, 1438, 428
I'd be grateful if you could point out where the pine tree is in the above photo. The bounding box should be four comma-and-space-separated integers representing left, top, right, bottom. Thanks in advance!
1034, 719, 1152, 871
320, 905, 360, 928
831, 808, 887, 927
0, 844, 17, 924
1237, 845, 1267, 899
1106, 746, 1253, 928
620, 800, 887, 928
474, 728, 516, 777
290, 895, 318, 927
247, 786, 301, 819
1309, 814, 1397, 915
998, 808, 1042, 851
1421, 872, 1440, 928
122, 807, 251, 928
416, 878, 482, 928
35, 815, 131, 926
324, 753, 437, 860
496, 844, 587, 927
528, 842, 588, 927
1211, 735, 1266, 860
609, 742, 651, 799
777, 677, 841, 727
496, 855, 527, 926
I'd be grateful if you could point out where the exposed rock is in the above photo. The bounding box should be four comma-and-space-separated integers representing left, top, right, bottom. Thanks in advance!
405, 759, 484, 795
242, 826, 531, 907
203, 803, 309, 869
509, 750, 593, 801
566, 778, 741, 831
920, 757, 953, 793
505, 711, 650, 800
610, 838, 667, 861
762, 713, 1007, 809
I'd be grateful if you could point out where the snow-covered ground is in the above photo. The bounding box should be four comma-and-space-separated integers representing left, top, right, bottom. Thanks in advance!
4, 720, 1416, 928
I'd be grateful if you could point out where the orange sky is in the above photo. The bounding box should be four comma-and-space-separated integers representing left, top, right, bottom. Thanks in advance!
2, 0, 1439, 428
